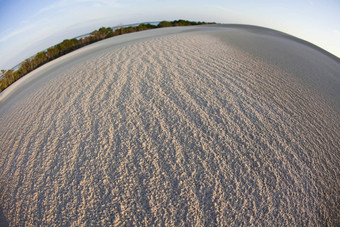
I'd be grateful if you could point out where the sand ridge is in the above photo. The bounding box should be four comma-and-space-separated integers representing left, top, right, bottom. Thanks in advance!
0, 26, 339, 226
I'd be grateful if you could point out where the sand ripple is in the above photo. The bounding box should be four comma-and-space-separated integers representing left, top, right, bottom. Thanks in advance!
0, 28, 339, 226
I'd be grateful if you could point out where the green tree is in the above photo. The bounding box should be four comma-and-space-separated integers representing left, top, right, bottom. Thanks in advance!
158, 21, 172, 27
46, 46, 60, 59
0, 69, 6, 78
33, 51, 48, 68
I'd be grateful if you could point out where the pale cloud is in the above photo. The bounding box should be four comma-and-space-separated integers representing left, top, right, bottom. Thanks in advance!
34, 0, 122, 18
75, 0, 123, 7
333, 29, 340, 37
33, 0, 69, 17
0, 23, 37, 42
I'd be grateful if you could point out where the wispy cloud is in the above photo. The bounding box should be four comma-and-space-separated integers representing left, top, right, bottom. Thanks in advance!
0, 24, 36, 42
33, 0, 69, 17
34, 0, 123, 17
333, 29, 340, 37
75, 0, 123, 7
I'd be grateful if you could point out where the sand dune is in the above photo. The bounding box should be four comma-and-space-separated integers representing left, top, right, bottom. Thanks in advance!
0, 25, 339, 226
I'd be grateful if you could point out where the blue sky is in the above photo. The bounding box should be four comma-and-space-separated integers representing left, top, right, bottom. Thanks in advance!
0, 0, 339, 69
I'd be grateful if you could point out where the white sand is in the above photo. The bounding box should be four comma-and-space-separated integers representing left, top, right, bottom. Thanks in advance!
0, 25, 339, 226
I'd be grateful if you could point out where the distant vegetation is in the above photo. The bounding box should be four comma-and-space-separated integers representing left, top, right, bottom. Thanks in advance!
0, 20, 215, 92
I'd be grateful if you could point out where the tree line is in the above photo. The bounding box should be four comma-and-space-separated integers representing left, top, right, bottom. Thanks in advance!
0, 20, 215, 92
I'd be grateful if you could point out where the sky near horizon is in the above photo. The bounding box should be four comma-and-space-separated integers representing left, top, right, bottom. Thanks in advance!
0, 0, 339, 69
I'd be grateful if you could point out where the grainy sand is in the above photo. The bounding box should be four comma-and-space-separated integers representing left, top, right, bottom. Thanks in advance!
0, 25, 339, 226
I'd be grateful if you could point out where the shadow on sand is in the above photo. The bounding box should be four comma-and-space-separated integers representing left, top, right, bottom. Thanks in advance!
0, 207, 9, 227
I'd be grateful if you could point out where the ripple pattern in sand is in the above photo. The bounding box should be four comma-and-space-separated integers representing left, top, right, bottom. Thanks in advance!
0, 33, 339, 226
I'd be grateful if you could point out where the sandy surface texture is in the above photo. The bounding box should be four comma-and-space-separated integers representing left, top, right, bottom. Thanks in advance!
0, 25, 339, 226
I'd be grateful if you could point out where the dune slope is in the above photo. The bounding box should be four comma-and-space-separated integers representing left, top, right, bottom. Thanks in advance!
0, 26, 339, 226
